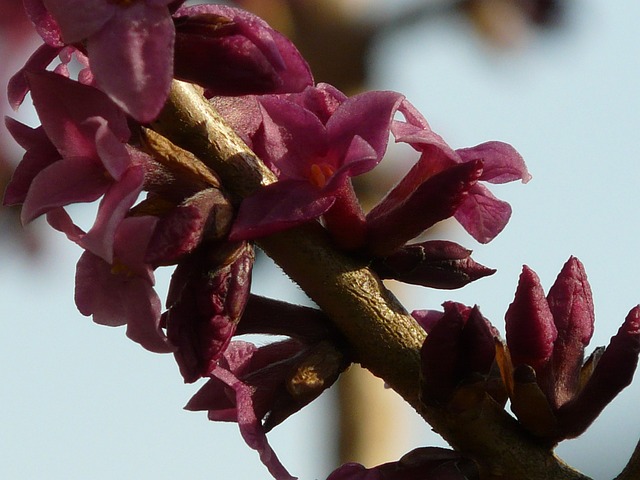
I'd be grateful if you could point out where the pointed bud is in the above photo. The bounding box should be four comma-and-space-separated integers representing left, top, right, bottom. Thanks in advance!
372, 240, 495, 289
505, 266, 557, 373
165, 241, 254, 383
555, 306, 640, 439
545, 256, 595, 407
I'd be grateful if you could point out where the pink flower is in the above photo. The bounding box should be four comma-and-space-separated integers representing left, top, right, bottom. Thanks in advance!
48, 210, 173, 353
229, 87, 406, 244
4, 71, 142, 263
40, 0, 176, 122
369, 102, 531, 246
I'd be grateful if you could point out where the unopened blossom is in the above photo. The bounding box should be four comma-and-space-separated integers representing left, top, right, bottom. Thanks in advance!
164, 241, 254, 383
371, 240, 495, 289
419, 302, 499, 406
499, 257, 640, 440
173, 4, 313, 95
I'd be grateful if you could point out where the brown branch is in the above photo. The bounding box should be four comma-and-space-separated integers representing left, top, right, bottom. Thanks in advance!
615, 438, 640, 480
152, 79, 591, 480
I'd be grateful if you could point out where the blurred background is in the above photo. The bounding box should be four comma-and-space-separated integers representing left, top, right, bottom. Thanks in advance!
2, 0, 639, 478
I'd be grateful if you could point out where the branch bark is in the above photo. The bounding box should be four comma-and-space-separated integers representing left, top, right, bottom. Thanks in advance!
152, 79, 592, 480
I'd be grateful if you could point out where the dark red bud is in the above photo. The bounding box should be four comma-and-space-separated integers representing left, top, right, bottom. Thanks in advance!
373, 240, 495, 290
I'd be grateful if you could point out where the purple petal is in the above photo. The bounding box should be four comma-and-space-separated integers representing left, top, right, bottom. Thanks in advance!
87, 3, 175, 122
454, 183, 512, 244
366, 160, 483, 256
230, 180, 334, 241
505, 266, 558, 373
206, 365, 297, 480
81, 166, 145, 263
3, 120, 60, 206
7, 43, 63, 110
28, 71, 130, 157
257, 96, 328, 179
326, 90, 405, 160
74, 250, 172, 353
456, 141, 531, 184
42, 0, 114, 43
20, 156, 110, 224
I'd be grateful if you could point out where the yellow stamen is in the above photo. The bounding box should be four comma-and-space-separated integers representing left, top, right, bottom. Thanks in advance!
309, 163, 335, 189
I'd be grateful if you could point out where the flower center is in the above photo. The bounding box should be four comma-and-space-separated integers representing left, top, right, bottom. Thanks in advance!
309, 163, 335, 189
110, 259, 135, 277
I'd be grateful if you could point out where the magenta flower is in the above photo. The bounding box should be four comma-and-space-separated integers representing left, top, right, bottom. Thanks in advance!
229, 87, 406, 244
4, 71, 144, 263
39, 0, 176, 122
499, 257, 640, 440
186, 340, 302, 480
48, 209, 173, 353
369, 102, 530, 245
21, 2, 312, 122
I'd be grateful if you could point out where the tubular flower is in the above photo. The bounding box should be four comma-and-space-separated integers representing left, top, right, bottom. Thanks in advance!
498, 257, 640, 441
21, 1, 312, 122
367, 102, 530, 248
229, 86, 407, 247
185, 297, 349, 479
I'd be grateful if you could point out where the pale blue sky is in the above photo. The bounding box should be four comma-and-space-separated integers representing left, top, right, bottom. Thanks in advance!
2, 1, 639, 479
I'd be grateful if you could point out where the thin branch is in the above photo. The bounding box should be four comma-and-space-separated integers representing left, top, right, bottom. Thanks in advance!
615, 438, 640, 480
152, 79, 592, 480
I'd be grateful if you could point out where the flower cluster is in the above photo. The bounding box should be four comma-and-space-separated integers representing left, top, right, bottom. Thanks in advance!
418, 257, 640, 445
4, 1, 639, 480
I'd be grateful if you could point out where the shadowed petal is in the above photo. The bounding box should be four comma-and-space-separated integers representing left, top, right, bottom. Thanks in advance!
87, 3, 175, 122
230, 180, 334, 240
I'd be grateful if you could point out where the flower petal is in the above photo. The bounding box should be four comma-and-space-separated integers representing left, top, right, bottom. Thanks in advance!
87, 3, 175, 122
456, 141, 531, 184
230, 180, 334, 241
